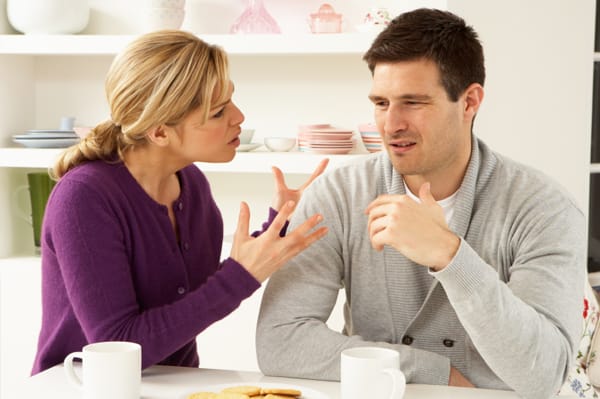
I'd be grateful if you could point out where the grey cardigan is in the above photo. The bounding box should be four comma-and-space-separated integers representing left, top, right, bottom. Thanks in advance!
256, 137, 585, 399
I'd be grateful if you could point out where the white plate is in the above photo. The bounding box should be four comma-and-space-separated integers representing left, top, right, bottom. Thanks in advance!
182, 381, 330, 399
14, 133, 78, 139
236, 143, 261, 152
26, 129, 76, 134
13, 137, 80, 148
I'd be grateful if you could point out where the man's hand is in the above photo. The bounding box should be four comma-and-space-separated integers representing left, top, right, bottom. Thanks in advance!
365, 182, 460, 271
449, 366, 475, 387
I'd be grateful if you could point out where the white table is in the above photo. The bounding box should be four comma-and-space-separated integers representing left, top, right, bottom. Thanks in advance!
20, 364, 577, 399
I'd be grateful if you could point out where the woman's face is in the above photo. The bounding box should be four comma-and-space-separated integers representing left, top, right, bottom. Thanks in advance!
168, 81, 245, 164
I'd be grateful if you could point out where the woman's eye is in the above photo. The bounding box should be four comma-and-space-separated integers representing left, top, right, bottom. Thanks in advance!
211, 108, 225, 118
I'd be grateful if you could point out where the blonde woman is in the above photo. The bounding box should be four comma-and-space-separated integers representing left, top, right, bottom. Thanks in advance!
31, 30, 328, 374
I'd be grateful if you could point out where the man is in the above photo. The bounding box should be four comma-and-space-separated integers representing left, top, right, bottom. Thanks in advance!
256, 8, 585, 399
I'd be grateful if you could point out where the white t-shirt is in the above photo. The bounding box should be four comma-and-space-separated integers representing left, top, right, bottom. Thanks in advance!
403, 180, 458, 225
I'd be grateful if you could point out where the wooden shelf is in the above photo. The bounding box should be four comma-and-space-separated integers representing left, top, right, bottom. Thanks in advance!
0, 33, 378, 56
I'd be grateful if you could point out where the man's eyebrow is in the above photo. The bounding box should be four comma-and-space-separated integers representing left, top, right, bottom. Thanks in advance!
368, 93, 432, 102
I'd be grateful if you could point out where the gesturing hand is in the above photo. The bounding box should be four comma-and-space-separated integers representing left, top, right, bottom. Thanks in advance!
365, 182, 459, 271
230, 200, 328, 282
271, 158, 329, 212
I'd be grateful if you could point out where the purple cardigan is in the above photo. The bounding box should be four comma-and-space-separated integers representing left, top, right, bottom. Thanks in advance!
32, 160, 265, 374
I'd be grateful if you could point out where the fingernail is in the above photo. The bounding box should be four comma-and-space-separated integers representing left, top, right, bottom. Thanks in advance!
288, 200, 296, 207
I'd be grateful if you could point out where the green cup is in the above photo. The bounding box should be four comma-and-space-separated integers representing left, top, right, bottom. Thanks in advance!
14, 172, 56, 249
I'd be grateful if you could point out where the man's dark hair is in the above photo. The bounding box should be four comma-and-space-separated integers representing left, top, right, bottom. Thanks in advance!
363, 8, 485, 101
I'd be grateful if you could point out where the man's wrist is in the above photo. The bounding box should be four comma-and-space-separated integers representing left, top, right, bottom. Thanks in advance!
431, 232, 460, 272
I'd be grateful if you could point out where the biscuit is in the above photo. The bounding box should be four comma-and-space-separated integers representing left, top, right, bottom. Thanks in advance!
264, 395, 300, 399
187, 392, 217, 399
213, 393, 250, 399
260, 388, 301, 397
221, 386, 262, 396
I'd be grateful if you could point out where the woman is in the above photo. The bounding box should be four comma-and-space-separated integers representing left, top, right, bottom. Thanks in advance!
31, 30, 328, 374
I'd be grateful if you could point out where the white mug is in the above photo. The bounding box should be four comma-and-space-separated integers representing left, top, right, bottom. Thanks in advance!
341, 347, 406, 399
64, 341, 141, 399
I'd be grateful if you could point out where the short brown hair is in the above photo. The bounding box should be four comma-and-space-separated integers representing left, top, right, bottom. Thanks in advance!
363, 8, 485, 101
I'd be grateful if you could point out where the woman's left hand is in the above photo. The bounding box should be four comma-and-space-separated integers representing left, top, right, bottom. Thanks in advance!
271, 158, 329, 212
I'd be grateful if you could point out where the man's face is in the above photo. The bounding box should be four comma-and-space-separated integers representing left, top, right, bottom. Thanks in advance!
368, 59, 473, 194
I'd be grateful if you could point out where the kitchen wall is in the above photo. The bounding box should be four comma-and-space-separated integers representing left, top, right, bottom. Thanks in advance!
449, 1, 595, 216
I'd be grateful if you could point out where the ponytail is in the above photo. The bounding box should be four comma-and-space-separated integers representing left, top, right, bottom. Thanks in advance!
52, 120, 126, 179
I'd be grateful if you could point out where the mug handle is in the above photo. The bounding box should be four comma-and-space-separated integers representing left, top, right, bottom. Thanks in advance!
382, 368, 406, 399
12, 185, 32, 224
64, 351, 84, 389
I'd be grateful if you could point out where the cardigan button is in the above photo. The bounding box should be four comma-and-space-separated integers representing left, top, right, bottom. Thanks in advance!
178, 202, 184, 211
177, 287, 186, 295
443, 339, 455, 348
402, 335, 414, 345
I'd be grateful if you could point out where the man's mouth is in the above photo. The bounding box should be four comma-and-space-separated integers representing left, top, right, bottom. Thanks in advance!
390, 141, 416, 148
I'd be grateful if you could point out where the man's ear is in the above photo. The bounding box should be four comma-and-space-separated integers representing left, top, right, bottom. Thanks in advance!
145, 125, 170, 147
463, 83, 484, 120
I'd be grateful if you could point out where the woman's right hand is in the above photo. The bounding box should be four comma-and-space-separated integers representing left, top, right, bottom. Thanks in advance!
230, 201, 328, 282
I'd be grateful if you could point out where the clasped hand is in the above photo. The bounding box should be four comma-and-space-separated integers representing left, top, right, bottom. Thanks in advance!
365, 182, 460, 271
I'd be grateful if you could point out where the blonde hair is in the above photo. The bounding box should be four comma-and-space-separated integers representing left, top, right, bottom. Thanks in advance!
53, 30, 230, 178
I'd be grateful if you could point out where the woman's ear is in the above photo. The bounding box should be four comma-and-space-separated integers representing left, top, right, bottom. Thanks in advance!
145, 125, 171, 147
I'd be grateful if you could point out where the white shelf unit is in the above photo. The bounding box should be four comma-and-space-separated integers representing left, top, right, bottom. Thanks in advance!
0, 32, 378, 260
0, 33, 379, 55
0, 147, 371, 173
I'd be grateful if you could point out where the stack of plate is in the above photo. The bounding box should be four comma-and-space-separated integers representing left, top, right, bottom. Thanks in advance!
12, 129, 81, 148
358, 123, 383, 153
297, 124, 354, 155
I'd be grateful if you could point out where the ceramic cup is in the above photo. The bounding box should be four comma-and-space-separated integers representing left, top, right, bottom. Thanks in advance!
64, 341, 141, 399
13, 172, 56, 250
60, 116, 75, 131
340, 347, 406, 399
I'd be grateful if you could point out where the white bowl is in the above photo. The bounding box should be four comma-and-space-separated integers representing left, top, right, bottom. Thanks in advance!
142, 7, 185, 31
239, 129, 255, 144
7, 0, 90, 34
264, 137, 296, 152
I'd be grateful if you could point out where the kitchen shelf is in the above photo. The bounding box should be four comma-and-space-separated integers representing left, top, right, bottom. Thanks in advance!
0, 256, 39, 268
0, 147, 372, 173
0, 33, 379, 56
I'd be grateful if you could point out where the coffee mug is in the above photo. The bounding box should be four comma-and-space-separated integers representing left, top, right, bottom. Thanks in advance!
341, 347, 406, 399
13, 172, 56, 250
64, 341, 141, 399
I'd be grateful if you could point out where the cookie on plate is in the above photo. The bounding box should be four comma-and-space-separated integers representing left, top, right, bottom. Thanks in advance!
260, 388, 302, 397
214, 393, 251, 399
187, 392, 217, 399
221, 386, 262, 396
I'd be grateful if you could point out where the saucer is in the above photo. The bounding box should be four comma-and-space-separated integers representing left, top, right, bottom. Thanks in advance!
236, 143, 261, 152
